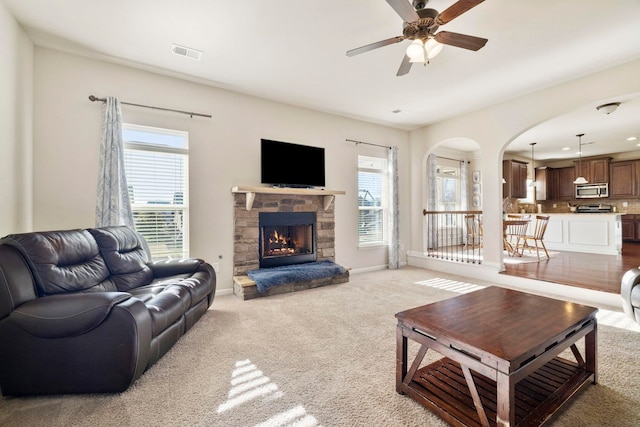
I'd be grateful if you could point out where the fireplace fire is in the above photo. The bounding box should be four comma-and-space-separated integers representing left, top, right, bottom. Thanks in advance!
259, 212, 316, 268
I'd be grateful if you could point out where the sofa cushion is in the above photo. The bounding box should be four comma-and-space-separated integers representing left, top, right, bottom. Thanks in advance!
128, 284, 190, 337
89, 226, 153, 291
1, 230, 115, 295
150, 269, 212, 308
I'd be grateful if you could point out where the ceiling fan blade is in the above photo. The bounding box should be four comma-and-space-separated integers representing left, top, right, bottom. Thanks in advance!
396, 54, 412, 76
346, 36, 405, 57
435, 31, 488, 51
436, 0, 485, 25
385, 0, 420, 23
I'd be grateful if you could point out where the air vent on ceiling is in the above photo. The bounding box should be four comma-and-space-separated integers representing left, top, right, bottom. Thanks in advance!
171, 44, 203, 61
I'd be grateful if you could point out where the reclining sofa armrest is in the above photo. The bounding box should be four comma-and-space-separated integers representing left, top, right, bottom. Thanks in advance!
148, 258, 204, 278
10, 292, 132, 338
0, 291, 153, 395
621, 268, 640, 323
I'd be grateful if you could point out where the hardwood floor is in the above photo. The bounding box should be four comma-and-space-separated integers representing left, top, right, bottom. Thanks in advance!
501, 241, 640, 294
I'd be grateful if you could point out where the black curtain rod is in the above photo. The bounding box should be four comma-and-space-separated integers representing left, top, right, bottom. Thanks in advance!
346, 138, 391, 149
88, 95, 211, 118
435, 155, 470, 164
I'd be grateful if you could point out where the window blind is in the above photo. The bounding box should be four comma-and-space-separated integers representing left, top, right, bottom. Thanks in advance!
123, 125, 189, 260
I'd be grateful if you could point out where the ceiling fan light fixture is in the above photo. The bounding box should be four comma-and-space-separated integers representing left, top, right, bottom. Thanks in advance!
406, 40, 424, 60
425, 38, 443, 59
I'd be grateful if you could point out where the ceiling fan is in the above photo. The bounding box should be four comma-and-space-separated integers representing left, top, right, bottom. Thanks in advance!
346, 0, 488, 76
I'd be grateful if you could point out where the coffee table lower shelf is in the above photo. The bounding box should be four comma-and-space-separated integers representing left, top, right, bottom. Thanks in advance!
404, 356, 594, 427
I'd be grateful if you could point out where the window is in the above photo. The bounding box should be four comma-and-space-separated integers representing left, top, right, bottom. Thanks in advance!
521, 179, 535, 203
358, 155, 388, 246
123, 124, 189, 260
435, 159, 461, 211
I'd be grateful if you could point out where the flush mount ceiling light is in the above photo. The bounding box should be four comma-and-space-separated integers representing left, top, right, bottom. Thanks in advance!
627, 136, 638, 141
573, 133, 588, 184
596, 102, 620, 115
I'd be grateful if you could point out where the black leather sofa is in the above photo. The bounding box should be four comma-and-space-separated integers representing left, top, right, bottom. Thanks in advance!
0, 225, 216, 395
621, 268, 640, 325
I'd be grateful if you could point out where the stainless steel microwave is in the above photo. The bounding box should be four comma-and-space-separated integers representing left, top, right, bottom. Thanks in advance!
575, 183, 608, 198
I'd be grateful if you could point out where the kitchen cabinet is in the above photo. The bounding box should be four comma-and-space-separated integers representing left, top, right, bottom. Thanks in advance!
622, 214, 634, 241
621, 214, 640, 242
590, 158, 610, 183
535, 166, 555, 201
609, 160, 637, 198
555, 166, 576, 200
503, 159, 528, 199
574, 158, 610, 184
543, 213, 621, 255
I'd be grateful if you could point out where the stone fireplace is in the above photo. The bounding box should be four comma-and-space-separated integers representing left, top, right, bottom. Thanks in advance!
232, 186, 348, 298
232, 187, 341, 276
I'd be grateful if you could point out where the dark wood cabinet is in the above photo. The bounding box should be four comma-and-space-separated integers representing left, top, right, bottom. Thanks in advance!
622, 214, 640, 242
535, 166, 555, 201
555, 166, 575, 200
503, 160, 528, 198
622, 215, 634, 241
574, 158, 610, 184
590, 158, 609, 183
609, 160, 637, 198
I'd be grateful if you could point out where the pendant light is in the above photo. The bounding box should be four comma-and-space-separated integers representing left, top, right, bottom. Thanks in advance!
573, 133, 588, 184
529, 142, 537, 187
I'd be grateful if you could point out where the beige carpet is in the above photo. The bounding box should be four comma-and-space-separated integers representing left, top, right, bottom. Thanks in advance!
1, 267, 639, 426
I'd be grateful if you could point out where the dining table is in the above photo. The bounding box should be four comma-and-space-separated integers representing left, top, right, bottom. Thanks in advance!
503, 219, 530, 256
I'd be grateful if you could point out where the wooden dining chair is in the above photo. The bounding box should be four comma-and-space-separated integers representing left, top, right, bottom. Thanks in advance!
519, 215, 551, 260
505, 214, 530, 250
465, 214, 483, 248
505, 220, 530, 256
507, 214, 531, 219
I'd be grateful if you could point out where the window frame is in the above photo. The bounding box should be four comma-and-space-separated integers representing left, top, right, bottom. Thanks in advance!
122, 123, 189, 260
357, 154, 389, 248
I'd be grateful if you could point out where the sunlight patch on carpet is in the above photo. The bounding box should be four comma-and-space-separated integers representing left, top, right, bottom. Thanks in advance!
254, 405, 320, 427
597, 309, 640, 332
415, 277, 486, 294
217, 359, 283, 413
217, 359, 320, 426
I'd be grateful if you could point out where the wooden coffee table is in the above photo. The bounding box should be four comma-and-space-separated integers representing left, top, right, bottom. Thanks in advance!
396, 287, 597, 427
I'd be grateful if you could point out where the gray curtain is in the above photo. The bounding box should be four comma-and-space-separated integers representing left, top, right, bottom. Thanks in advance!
388, 146, 400, 269
460, 160, 468, 210
95, 97, 134, 227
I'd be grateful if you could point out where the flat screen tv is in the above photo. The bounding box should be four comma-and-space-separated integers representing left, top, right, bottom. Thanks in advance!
261, 139, 325, 188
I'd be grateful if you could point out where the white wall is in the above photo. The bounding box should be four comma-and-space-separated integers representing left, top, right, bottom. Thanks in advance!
31, 48, 411, 292
408, 59, 640, 271
0, 2, 33, 236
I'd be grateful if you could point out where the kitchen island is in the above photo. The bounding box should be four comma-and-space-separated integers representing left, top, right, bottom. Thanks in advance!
541, 213, 622, 255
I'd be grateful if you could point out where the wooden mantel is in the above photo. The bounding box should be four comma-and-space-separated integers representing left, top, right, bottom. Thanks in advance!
231, 186, 346, 211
